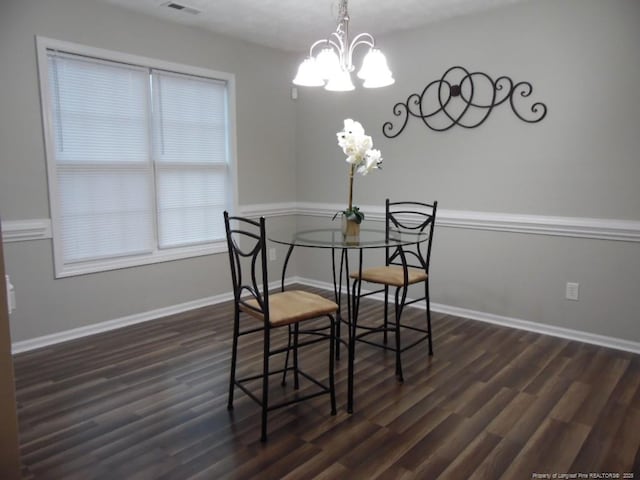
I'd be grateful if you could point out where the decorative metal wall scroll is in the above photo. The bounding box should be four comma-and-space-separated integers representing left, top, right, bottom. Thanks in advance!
382, 66, 547, 138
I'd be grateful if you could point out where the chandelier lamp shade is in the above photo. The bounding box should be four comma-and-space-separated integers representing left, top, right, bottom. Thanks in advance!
293, 0, 394, 91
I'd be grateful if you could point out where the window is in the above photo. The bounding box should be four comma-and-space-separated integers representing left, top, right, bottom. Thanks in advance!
37, 38, 237, 277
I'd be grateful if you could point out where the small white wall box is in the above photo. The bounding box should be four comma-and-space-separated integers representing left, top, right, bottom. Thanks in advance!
6, 275, 15, 313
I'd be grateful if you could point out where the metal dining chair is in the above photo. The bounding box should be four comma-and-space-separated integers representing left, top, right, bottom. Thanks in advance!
224, 212, 337, 442
350, 199, 438, 382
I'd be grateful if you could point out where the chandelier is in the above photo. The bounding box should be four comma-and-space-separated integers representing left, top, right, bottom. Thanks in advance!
293, 0, 394, 91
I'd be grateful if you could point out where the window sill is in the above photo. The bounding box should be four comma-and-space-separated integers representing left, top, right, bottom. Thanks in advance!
55, 241, 227, 278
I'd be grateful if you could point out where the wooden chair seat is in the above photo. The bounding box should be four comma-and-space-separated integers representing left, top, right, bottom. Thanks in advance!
241, 290, 338, 326
351, 265, 427, 287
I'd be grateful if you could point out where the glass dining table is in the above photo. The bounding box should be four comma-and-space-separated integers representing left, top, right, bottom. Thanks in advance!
268, 214, 428, 413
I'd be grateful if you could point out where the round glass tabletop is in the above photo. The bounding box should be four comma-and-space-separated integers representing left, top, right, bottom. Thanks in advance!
269, 226, 427, 249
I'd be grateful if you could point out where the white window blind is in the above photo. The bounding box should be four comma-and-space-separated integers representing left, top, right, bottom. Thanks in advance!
42, 44, 233, 276
48, 53, 154, 263
152, 71, 228, 248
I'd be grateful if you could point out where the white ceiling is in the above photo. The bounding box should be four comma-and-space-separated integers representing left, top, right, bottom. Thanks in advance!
100, 0, 528, 52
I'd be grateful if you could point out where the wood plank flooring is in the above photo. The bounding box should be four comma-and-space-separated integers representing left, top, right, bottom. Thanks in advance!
13, 286, 640, 479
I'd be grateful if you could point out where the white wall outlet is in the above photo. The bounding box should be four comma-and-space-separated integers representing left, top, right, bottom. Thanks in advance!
268, 247, 277, 262
6, 275, 16, 313
565, 282, 579, 301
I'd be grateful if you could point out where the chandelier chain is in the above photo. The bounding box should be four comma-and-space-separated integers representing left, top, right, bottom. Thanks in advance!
337, 0, 349, 24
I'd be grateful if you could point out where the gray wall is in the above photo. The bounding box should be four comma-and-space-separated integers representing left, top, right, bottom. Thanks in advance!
293, 0, 640, 342
0, 0, 297, 341
2, 0, 639, 346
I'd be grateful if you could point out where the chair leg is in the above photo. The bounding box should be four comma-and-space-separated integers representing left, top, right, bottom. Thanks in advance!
261, 326, 270, 442
281, 324, 293, 386
293, 323, 300, 390
394, 287, 407, 383
335, 311, 341, 361
329, 315, 337, 415
425, 280, 433, 356
347, 279, 360, 414
383, 285, 389, 344
348, 321, 356, 414
227, 308, 240, 410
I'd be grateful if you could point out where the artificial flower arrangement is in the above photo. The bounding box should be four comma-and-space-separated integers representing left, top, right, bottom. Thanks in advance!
335, 119, 383, 229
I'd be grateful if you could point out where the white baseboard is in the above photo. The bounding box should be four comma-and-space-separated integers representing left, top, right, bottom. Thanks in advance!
11, 292, 231, 354
12, 280, 282, 354
12, 276, 640, 355
295, 276, 640, 355
428, 302, 640, 354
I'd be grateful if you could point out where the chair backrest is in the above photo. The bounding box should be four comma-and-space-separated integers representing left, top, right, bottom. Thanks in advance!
385, 199, 438, 273
224, 212, 270, 323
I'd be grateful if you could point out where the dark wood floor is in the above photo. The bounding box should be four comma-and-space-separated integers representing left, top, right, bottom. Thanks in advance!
13, 286, 640, 479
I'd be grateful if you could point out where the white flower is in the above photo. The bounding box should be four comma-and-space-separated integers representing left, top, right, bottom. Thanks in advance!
357, 149, 383, 175
341, 137, 359, 157
343, 119, 365, 137
337, 120, 376, 169
356, 135, 372, 154
336, 118, 384, 218
337, 119, 364, 151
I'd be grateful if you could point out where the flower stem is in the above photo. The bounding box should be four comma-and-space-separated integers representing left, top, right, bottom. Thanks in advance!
348, 164, 355, 211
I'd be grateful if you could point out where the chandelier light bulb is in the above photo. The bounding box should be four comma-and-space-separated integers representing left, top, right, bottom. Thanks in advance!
359, 49, 394, 88
325, 69, 355, 92
293, 57, 325, 87
362, 74, 395, 89
315, 48, 341, 81
357, 49, 391, 80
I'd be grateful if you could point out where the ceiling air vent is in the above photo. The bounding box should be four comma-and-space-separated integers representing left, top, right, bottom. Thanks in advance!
162, 2, 201, 15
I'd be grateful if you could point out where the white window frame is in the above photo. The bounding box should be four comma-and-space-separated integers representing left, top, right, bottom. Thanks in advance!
36, 36, 238, 278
